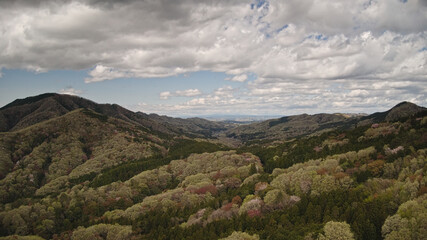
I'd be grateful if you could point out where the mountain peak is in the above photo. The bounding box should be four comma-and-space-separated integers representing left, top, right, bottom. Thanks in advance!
386, 101, 426, 122
357, 101, 426, 126
392, 101, 417, 108
0, 93, 58, 110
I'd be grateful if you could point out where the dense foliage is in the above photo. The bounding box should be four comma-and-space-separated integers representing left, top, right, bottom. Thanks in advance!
89, 139, 229, 188
0, 103, 426, 240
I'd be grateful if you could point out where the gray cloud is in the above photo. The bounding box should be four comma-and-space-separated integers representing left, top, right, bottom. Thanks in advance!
0, 0, 426, 115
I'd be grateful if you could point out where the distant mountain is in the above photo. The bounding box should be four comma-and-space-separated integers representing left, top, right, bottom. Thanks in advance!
225, 113, 358, 141
141, 113, 228, 138
226, 102, 427, 141
3, 94, 425, 142
195, 115, 283, 123
2, 94, 425, 142
0, 93, 228, 137
357, 101, 427, 126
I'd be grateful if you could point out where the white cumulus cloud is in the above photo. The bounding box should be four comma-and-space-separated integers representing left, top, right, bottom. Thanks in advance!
226, 74, 248, 82
160, 89, 202, 100
58, 87, 82, 96
1, 0, 426, 115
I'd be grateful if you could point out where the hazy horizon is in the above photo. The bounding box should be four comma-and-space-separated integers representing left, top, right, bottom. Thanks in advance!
1, 92, 410, 120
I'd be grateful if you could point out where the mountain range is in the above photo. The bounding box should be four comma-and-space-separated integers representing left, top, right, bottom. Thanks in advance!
0, 93, 426, 240
1, 93, 425, 141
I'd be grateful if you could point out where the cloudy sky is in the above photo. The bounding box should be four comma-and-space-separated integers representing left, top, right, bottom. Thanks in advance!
0, 0, 426, 117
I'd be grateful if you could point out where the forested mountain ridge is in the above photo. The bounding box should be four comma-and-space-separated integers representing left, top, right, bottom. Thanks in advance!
226, 101, 426, 141
357, 101, 427, 126
226, 113, 356, 141
2, 93, 425, 140
0, 94, 426, 240
0, 93, 227, 138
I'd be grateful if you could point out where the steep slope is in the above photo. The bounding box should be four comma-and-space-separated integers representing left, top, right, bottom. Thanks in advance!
0, 108, 165, 203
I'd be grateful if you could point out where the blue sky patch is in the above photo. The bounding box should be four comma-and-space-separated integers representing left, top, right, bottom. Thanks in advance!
315, 34, 328, 41
276, 24, 289, 33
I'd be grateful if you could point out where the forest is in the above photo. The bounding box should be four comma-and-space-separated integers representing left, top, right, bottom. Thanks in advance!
0, 97, 426, 240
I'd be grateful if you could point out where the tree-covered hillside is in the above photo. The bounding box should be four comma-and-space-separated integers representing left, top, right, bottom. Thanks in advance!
226, 102, 426, 142
0, 95, 426, 240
